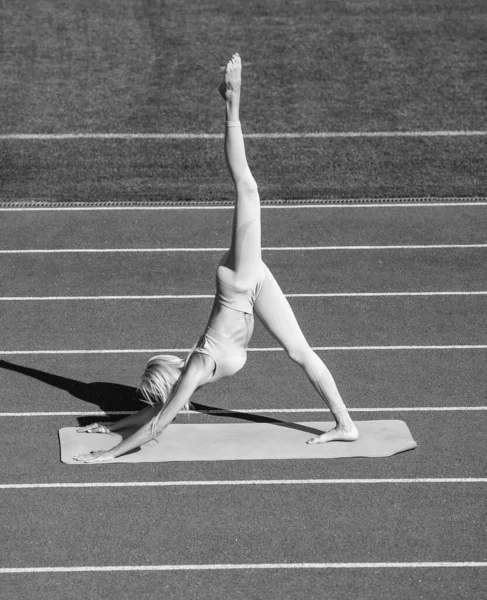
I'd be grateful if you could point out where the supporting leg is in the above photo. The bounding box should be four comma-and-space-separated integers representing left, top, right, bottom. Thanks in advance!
254, 267, 359, 443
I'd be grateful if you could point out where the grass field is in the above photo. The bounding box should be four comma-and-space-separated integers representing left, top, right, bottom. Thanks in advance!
1, 0, 487, 203
2, 0, 487, 134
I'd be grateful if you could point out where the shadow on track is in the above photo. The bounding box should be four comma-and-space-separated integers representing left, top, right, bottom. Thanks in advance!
0, 359, 323, 436
0, 358, 143, 413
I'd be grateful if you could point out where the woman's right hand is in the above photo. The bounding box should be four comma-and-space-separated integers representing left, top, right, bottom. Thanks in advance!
76, 422, 114, 434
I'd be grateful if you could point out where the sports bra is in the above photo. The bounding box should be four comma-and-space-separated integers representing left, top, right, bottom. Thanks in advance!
192, 326, 247, 384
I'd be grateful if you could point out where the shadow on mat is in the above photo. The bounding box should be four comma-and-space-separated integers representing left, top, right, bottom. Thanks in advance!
0, 359, 323, 436
189, 403, 324, 436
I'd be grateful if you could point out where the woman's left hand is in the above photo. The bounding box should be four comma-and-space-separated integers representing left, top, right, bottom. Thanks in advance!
73, 450, 114, 463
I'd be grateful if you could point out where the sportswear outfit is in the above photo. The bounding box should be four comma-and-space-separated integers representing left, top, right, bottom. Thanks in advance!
192, 261, 267, 383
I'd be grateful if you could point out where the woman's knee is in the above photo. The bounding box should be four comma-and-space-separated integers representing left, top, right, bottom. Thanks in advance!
236, 169, 259, 196
285, 343, 312, 366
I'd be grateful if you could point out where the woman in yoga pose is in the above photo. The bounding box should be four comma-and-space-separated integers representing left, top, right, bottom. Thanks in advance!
74, 54, 358, 462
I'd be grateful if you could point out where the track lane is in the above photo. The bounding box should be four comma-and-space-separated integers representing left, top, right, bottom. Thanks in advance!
1, 249, 486, 296
1, 485, 485, 566
0, 412, 485, 483
1, 296, 485, 350
1, 567, 485, 600
1, 350, 485, 413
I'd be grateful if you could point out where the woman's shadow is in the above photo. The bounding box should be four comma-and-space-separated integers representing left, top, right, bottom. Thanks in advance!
0, 359, 323, 436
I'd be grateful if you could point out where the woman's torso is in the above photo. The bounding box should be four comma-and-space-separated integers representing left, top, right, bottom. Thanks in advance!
189, 256, 266, 385
207, 299, 254, 348
206, 256, 266, 348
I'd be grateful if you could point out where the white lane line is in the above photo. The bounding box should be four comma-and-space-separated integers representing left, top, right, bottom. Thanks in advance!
286, 292, 487, 297
2, 130, 487, 140
1, 346, 486, 355
0, 562, 485, 574
0, 295, 214, 301
1, 244, 486, 254
1, 479, 486, 490
1, 291, 486, 301
1, 407, 485, 417
1, 200, 487, 210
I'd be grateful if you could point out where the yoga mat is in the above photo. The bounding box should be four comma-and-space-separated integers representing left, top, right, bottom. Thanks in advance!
60, 420, 417, 464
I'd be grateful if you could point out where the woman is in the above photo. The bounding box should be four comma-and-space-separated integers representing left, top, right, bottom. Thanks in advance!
74, 54, 358, 462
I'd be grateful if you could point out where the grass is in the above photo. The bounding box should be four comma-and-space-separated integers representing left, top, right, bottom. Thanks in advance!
1, 0, 486, 202
2, 137, 486, 203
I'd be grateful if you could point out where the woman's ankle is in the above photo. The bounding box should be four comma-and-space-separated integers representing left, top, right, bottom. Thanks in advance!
333, 409, 355, 429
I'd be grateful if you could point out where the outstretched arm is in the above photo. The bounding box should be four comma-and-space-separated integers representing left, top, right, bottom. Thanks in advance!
73, 354, 213, 462
76, 403, 161, 436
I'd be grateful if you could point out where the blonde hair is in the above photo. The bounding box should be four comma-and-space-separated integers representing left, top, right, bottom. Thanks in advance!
139, 349, 197, 440
138, 354, 186, 408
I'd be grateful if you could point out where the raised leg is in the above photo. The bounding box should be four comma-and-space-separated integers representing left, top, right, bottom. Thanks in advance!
254, 267, 359, 443
219, 53, 262, 284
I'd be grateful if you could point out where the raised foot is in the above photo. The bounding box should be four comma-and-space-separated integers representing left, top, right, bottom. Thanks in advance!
219, 53, 242, 101
306, 424, 359, 444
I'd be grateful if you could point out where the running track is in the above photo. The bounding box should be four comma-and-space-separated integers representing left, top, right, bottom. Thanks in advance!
0, 202, 486, 600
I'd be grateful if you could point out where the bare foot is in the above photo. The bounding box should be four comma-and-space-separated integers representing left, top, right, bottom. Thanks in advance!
219, 53, 242, 101
306, 423, 359, 444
